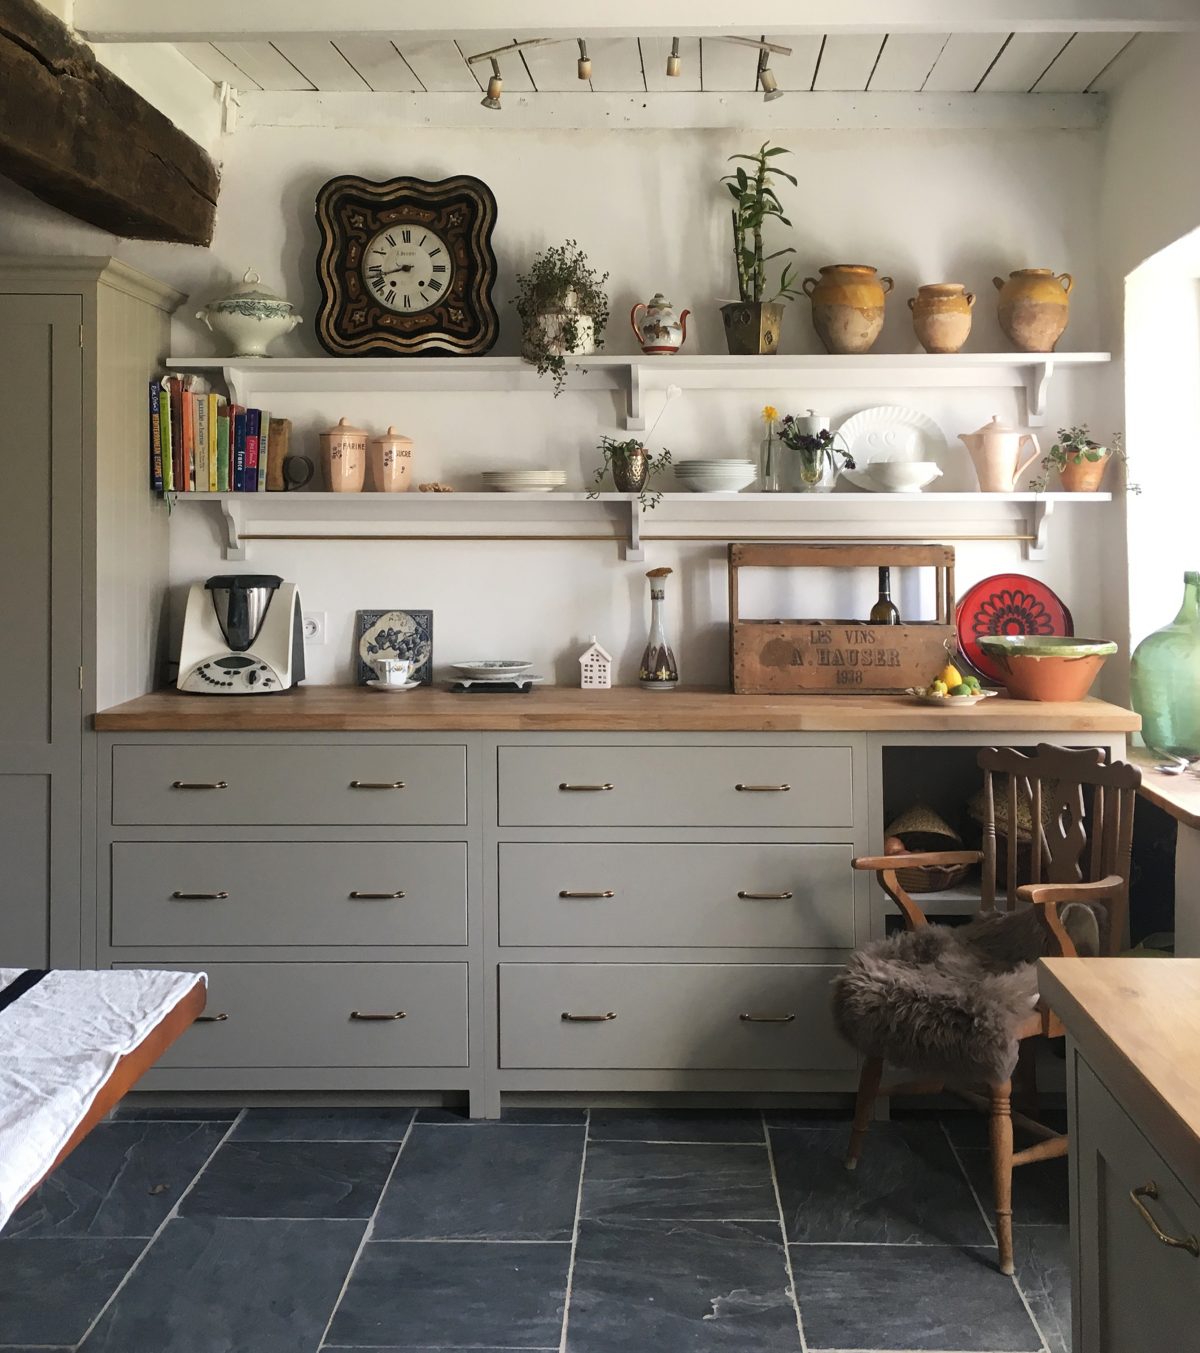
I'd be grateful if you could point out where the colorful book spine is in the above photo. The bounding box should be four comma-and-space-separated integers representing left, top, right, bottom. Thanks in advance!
257, 411, 271, 493
195, 394, 209, 494
232, 407, 247, 492
183, 390, 197, 491
159, 378, 174, 493
168, 377, 183, 493
207, 393, 220, 492
149, 380, 163, 492
244, 408, 261, 493
216, 408, 231, 492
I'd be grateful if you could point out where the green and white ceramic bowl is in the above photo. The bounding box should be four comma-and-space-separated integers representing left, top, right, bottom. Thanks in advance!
976, 636, 1117, 702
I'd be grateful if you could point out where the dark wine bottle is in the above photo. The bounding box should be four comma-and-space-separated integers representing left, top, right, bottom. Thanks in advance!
869, 566, 901, 625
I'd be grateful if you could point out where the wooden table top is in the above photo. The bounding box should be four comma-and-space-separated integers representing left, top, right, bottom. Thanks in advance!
1039, 958, 1200, 1195
1129, 747, 1200, 830
93, 686, 1141, 734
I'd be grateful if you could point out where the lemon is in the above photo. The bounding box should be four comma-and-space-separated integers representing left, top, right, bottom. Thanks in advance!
930, 680, 948, 695
938, 663, 963, 689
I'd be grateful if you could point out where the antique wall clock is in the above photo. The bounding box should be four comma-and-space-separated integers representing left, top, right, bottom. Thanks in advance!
314, 174, 499, 356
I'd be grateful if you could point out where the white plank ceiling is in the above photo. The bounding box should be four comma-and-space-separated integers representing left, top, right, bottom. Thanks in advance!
182, 31, 1136, 96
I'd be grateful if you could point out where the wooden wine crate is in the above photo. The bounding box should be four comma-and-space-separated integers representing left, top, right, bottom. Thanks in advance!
729, 543, 956, 695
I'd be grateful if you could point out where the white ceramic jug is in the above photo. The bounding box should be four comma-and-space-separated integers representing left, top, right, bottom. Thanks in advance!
959, 415, 1041, 493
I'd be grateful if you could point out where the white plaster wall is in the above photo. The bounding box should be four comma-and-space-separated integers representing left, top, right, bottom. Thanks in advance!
0, 120, 1116, 687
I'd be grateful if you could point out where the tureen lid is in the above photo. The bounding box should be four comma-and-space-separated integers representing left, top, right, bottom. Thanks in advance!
211, 268, 294, 308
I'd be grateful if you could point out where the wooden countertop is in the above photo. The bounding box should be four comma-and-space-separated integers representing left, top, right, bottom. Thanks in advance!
93, 686, 1141, 733
1129, 747, 1200, 830
1039, 959, 1200, 1196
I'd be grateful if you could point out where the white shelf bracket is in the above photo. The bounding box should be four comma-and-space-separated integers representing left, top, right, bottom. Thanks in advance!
622, 362, 646, 432
221, 365, 247, 408
622, 498, 644, 562
1026, 497, 1054, 561
219, 499, 246, 561
1023, 359, 1054, 427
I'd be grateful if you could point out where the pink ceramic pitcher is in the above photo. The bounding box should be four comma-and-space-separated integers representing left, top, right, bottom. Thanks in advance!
958, 415, 1041, 493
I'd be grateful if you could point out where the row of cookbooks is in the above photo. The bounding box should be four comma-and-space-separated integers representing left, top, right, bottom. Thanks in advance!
149, 373, 292, 493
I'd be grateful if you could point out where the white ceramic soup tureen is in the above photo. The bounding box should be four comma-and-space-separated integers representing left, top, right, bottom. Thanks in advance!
195, 269, 302, 357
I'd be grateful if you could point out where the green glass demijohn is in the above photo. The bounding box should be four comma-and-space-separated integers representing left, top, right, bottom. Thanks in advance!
1130, 570, 1200, 759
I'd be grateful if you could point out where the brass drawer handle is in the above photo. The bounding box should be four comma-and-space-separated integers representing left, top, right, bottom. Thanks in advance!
559, 889, 615, 899
739, 1012, 796, 1023
559, 782, 615, 792
171, 780, 228, 790
735, 783, 791, 792
195, 1012, 228, 1023
350, 780, 406, 790
1130, 1182, 1200, 1257
561, 1011, 617, 1022
350, 1010, 407, 1021
171, 890, 229, 901
349, 890, 407, 900
738, 890, 794, 901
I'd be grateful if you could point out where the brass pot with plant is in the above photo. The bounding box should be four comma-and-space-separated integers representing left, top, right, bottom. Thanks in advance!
1033, 426, 1139, 494
590, 437, 672, 510
513, 240, 609, 395
719, 142, 802, 356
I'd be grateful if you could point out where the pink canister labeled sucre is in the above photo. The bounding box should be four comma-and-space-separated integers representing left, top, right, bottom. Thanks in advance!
369, 426, 414, 493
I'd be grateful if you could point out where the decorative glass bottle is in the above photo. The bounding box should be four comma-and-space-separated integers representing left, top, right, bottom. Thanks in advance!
1130, 570, 1200, 759
639, 567, 680, 690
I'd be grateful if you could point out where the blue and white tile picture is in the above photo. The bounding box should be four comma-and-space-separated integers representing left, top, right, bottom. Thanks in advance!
356, 609, 434, 685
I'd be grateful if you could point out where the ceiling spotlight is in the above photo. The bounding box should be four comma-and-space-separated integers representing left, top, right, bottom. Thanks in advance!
758, 62, 783, 101
577, 38, 591, 81
481, 58, 503, 110
666, 36, 681, 77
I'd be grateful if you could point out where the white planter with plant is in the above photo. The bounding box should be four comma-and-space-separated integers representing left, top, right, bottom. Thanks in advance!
514, 241, 609, 395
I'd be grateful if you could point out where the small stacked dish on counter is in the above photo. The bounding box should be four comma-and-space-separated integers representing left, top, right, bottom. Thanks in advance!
482, 470, 565, 493
450, 660, 544, 692
673, 459, 758, 493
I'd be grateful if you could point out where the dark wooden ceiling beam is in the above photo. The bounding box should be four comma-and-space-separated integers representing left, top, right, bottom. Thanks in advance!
0, 0, 218, 245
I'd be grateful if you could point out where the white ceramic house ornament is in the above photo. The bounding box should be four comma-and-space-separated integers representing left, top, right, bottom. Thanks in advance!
578, 637, 613, 689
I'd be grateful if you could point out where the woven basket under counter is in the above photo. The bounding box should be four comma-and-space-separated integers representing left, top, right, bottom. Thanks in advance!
884, 803, 971, 893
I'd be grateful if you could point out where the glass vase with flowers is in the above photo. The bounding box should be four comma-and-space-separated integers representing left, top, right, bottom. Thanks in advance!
777, 416, 856, 492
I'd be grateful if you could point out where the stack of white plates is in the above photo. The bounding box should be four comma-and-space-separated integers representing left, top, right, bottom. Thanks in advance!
482, 470, 566, 493
451, 660, 533, 679
673, 459, 758, 493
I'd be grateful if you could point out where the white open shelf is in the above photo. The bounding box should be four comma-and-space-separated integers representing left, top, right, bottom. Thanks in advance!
171, 490, 1113, 563
165, 351, 1111, 430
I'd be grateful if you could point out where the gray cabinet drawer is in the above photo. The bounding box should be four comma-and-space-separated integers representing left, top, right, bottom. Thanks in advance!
497, 745, 853, 827
111, 842, 467, 948
112, 744, 467, 826
499, 843, 854, 948
116, 961, 468, 1067
1075, 1058, 1200, 1352
499, 963, 853, 1070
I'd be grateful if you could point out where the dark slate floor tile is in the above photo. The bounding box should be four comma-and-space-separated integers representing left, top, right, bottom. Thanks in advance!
6, 1120, 227, 1239
373, 1125, 583, 1240
958, 1147, 1071, 1227
416, 1107, 586, 1125
588, 1109, 765, 1143
0, 1238, 144, 1345
566, 1217, 800, 1352
180, 1141, 397, 1219
582, 1141, 777, 1222
111, 1106, 240, 1121
233, 1108, 415, 1141
79, 1216, 362, 1352
327, 1240, 570, 1349
1015, 1224, 1072, 1353
790, 1243, 1042, 1351
771, 1120, 992, 1245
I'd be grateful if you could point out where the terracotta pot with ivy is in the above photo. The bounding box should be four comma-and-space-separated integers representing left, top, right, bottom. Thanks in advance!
1035, 426, 1139, 494
513, 240, 609, 395
719, 142, 801, 356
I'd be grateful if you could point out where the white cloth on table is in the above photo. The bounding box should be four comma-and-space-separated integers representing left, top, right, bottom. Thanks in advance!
0, 967, 205, 1231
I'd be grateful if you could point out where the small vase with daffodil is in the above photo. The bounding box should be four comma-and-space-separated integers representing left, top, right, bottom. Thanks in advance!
759, 405, 781, 492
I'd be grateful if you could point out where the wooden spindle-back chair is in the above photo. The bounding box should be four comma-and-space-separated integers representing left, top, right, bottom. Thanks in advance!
846, 742, 1141, 1274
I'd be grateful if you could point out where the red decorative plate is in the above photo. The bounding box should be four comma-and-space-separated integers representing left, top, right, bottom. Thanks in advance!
956, 573, 1074, 683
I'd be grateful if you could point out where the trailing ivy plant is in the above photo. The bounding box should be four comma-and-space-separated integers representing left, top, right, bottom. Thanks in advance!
720, 142, 801, 305
512, 240, 610, 395
1030, 426, 1139, 493
588, 437, 673, 511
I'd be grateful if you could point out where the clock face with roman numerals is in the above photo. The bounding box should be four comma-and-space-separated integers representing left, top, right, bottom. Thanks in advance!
363, 225, 452, 313
314, 174, 498, 356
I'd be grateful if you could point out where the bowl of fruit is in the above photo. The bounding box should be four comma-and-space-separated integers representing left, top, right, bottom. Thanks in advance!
909, 660, 998, 706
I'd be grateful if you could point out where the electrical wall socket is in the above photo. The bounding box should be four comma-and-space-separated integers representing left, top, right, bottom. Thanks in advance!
302, 611, 327, 645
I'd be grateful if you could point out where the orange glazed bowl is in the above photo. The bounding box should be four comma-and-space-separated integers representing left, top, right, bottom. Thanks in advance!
977, 636, 1117, 702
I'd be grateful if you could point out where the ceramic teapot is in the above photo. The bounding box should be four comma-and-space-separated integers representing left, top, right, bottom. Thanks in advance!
630, 293, 690, 355
196, 269, 302, 358
959, 415, 1041, 493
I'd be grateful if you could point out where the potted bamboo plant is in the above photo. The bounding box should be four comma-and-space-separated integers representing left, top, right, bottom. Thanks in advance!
719, 142, 801, 355
513, 240, 609, 395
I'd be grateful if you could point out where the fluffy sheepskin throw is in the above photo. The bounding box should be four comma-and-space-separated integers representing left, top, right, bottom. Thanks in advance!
833, 906, 1098, 1086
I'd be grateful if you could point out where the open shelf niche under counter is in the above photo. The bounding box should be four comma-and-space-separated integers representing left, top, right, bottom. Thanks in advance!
175, 489, 1111, 563
166, 351, 1112, 431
